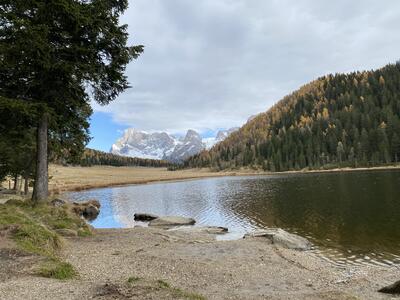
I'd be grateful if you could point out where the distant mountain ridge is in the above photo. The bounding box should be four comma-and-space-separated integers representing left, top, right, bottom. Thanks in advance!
110, 127, 238, 162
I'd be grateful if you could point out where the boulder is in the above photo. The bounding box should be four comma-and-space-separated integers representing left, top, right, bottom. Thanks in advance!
379, 280, 400, 294
55, 228, 78, 237
134, 213, 159, 221
149, 216, 196, 227
83, 204, 100, 221
244, 228, 312, 251
72, 200, 101, 221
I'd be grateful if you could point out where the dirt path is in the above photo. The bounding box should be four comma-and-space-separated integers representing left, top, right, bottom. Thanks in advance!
1, 227, 398, 299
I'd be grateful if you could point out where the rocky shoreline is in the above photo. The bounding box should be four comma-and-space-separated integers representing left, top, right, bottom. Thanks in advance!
2, 225, 399, 299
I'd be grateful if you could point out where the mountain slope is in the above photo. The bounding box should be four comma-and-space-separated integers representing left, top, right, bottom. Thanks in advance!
111, 128, 238, 162
185, 62, 400, 171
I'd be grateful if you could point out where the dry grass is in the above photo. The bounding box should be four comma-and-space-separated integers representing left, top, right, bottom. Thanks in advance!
48, 165, 235, 194
48, 164, 400, 194
5, 163, 399, 196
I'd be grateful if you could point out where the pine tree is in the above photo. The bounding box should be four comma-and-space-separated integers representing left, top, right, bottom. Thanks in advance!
0, 0, 143, 201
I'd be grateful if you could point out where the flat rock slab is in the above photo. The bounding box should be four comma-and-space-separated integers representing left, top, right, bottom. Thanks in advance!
134, 213, 159, 221
169, 226, 228, 234
149, 216, 196, 227
244, 228, 312, 251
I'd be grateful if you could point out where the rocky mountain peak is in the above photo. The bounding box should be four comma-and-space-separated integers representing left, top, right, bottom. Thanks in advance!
110, 127, 238, 162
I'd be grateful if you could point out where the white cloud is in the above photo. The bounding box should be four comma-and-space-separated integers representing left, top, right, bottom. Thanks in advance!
94, 0, 400, 134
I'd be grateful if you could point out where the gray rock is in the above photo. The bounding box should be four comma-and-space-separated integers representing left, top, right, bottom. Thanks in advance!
169, 226, 228, 234
51, 198, 67, 207
244, 228, 312, 251
55, 228, 78, 237
134, 213, 159, 221
379, 280, 400, 294
149, 216, 196, 227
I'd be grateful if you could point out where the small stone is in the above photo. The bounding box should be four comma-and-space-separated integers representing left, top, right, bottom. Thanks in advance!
51, 198, 67, 207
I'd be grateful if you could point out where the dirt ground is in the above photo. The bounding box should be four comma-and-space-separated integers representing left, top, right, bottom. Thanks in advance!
0, 227, 398, 300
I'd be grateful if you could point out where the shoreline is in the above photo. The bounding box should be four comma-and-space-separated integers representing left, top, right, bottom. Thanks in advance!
2, 164, 399, 196
43, 164, 400, 194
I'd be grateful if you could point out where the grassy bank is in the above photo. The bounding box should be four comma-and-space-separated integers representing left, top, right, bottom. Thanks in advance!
0, 199, 92, 280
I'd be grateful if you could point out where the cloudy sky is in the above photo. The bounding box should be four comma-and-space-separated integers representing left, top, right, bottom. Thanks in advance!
89, 0, 400, 149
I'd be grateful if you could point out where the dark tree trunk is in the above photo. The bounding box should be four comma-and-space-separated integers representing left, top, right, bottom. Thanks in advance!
13, 174, 18, 190
24, 174, 29, 195
32, 113, 48, 202
18, 176, 23, 194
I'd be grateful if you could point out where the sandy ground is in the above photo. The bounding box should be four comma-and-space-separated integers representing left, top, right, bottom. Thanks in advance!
0, 227, 399, 300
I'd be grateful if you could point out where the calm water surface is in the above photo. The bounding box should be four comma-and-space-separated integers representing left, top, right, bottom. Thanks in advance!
68, 170, 400, 267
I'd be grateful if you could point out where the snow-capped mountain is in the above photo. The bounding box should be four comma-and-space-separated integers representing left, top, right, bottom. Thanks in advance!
110, 128, 238, 162
203, 127, 239, 149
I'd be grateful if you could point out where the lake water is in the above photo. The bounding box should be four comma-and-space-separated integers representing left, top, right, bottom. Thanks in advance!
67, 169, 400, 267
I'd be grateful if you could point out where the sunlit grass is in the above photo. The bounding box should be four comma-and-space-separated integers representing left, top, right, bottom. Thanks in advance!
0, 200, 92, 279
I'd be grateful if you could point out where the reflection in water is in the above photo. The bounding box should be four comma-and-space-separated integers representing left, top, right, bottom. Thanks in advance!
68, 170, 400, 267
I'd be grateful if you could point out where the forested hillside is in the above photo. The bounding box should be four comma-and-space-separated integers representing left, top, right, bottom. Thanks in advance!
73, 148, 171, 168
185, 62, 400, 171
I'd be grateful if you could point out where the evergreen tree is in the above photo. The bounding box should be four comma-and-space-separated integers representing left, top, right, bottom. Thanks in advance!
0, 0, 143, 201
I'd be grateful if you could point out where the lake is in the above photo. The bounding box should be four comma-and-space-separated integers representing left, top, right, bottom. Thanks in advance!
68, 169, 400, 267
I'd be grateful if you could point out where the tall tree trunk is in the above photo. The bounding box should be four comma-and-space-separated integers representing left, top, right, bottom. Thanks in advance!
17, 175, 23, 195
32, 113, 48, 202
